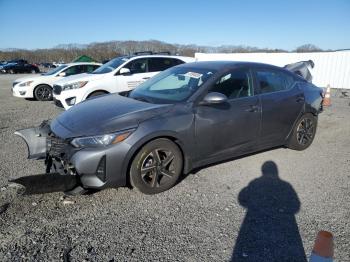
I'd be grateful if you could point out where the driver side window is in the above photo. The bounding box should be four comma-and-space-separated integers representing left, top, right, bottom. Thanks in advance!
63, 65, 82, 76
210, 69, 253, 99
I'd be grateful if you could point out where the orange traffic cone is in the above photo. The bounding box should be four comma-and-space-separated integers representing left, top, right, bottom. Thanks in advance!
322, 85, 331, 107
309, 231, 334, 262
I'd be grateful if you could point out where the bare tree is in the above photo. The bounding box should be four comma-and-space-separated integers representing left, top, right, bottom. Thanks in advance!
0, 40, 324, 63
295, 44, 323, 53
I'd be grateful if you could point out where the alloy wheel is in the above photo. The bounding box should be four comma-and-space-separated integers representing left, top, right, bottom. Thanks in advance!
36, 86, 52, 100
140, 148, 177, 188
296, 118, 314, 145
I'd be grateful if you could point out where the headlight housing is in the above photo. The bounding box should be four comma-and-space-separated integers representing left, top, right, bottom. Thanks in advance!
62, 81, 88, 91
19, 80, 34, 87
71, 129, 134, 148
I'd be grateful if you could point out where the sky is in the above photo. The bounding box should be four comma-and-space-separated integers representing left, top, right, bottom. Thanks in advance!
0, 0, 349, 51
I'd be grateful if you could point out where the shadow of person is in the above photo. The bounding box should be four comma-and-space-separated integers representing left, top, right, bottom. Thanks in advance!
231, 161, 306, 262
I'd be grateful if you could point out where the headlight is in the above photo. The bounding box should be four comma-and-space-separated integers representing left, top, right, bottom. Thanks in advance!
71, 129, 134, 148
62, 81, 88, 91
19, 81, 34, 87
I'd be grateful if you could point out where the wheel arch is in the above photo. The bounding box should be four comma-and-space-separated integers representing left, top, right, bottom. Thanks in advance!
285, 107, 318, 144
122, 132, 191, 187
86, 89, 110, 99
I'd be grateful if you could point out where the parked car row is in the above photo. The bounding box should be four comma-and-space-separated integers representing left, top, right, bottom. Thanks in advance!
1, 59, 40, 74
14, 54, 323, 195
12, 53, 194, 106
12, 62, 101, 100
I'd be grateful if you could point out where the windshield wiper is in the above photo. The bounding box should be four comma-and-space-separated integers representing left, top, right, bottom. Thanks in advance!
133, 96, 152, 103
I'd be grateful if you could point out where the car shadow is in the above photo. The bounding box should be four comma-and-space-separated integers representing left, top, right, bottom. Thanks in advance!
231, 161, 306, 261
10, 173, 78, 195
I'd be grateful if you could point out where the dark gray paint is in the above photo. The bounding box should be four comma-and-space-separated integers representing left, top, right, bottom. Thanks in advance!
15, 61, 323, 189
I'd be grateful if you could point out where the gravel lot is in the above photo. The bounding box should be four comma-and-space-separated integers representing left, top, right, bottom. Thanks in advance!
0, 74, 349, 261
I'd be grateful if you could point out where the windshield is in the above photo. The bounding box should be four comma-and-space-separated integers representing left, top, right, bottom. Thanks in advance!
42, 65, 67, 76
92, 57, 129, 74
129, 66, 216, 103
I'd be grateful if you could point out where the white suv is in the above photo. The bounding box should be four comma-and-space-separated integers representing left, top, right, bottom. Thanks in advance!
12, 62, 101, 101
52, 54, 194, 109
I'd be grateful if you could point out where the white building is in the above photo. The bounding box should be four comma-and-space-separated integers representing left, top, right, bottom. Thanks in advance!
195, 50, 350, 89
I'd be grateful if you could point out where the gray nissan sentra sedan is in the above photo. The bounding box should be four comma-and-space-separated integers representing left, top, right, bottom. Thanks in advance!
15, 61, 323, 194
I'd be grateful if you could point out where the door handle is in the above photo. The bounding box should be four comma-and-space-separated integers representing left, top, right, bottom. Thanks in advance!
246, 105, 260, 113
142, 77, 150, 80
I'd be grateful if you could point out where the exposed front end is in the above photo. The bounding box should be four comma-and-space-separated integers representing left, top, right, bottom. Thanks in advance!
15, 121, 132, 189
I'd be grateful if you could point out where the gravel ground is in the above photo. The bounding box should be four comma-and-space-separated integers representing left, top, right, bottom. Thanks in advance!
0, 74, 349, 261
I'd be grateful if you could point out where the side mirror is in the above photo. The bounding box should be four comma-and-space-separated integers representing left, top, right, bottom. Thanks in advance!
57, 72, 66, 77
119, 68, 131, 75
200, 92, 228, 105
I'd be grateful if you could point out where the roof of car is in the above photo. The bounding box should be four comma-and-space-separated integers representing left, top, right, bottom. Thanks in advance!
133, 54, 192, 60
65, 62, 102, 66
181, 60, 284, 71
110, 54, 194, 61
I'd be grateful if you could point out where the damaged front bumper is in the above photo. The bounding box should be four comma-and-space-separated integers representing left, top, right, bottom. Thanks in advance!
14, 121, 115, 189
14, 121, 51, 160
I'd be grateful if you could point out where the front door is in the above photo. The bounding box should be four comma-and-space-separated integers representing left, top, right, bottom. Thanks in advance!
194, 68, 261, 162
116, 58, 155, 91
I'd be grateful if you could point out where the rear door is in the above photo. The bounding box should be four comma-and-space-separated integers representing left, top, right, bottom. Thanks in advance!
84, 64, 100, 73
254, 68, 304, 147
147, 57, 185, 79
194, 67, 261, 162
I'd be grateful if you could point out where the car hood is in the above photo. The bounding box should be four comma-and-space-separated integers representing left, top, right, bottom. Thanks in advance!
13, 75, 47, 84
50, 94, 173, 139
53, 73, 105, 86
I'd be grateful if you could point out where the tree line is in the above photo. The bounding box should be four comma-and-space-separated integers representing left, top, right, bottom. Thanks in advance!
0, 40, 326, 63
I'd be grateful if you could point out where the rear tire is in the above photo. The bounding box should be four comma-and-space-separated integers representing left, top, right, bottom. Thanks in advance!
129, 138, 183, 194
288, 113, 317, 151
34, 85, 53, 101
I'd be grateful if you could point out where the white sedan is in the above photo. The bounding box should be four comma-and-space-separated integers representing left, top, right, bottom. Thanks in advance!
12, 62, 101, 101
52, 54, 194, 109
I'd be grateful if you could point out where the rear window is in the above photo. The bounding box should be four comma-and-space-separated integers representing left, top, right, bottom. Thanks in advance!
148, 58, 184, 72
256, 70, 295, 94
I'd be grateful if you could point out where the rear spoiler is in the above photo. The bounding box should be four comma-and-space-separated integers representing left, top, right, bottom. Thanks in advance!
284, 60, 314, 83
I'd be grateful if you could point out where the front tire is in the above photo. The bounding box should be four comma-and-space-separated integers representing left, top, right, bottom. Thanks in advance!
288, 113, 317, 151
130, 138, 183, 194
34, 85, 53, 101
